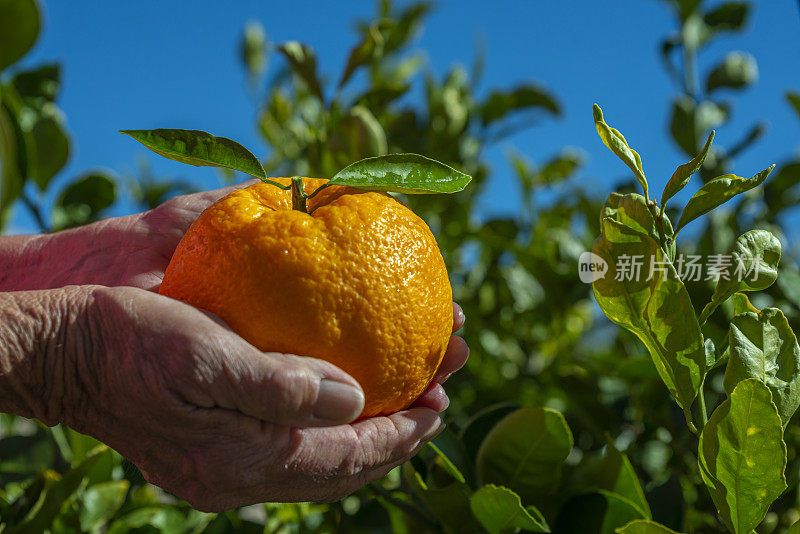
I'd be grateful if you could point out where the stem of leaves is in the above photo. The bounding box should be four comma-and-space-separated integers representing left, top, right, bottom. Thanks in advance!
290, 177, 308, 213
20, 190, 51, 233
698, 375, 708, 428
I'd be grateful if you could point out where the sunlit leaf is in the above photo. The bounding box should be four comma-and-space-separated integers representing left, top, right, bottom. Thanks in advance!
698, 379, 786, 533
723, 308, 800, 427
339, 27, 381, 88
593, 104, 648, 200
592, 218, 705, 417
402, 463, 480, 534
601, 193, 675, 259
476, 407, 573, 502
698, 230, 780, 324
470, 485, 550, 533
675, 165, 774, 233
662, 131, 714, 207
0, 104, 23, 223
239, 20, 268, 79
0, 0, 40, 71
329, 153, 471, 193
120, 128, 267, 180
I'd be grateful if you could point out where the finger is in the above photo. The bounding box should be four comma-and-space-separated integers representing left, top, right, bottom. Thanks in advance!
452, 302, 465, 332
411, 382, 449, 412
433, 335, 469, 383
206, 348, 367, 428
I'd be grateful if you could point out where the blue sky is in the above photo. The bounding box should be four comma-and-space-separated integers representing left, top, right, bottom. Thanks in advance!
9, 0, 800, 239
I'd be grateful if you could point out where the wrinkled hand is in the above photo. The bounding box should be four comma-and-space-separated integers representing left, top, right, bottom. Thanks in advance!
61, 286, 464, 511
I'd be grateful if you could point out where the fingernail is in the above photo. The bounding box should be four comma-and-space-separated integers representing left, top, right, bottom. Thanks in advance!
314, 380, 365, 423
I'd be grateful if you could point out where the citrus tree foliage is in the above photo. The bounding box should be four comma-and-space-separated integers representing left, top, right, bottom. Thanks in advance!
3, 0, 800, 532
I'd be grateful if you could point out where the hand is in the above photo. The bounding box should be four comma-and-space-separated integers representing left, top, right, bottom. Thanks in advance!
3, 181, 259, 292
58, 285, 447, 511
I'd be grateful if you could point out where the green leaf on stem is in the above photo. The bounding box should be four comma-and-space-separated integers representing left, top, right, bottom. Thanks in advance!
329, 153, 471, 193
723, 308, 800, 427
675, 165, 774, 233
120, 129, 267, 180
0, 0, 40, 71
278, 41, 324, 101
470, 485, 550, 533
661, 131, 714, 208
600, 193, 675, 259
706, 52, 757, 93
0, 104, 23, 222
616, 519, 683, 534
12, 64, 60, 103
698, 230, 781, 324
698, 379, 787, 533
476, 407, 572, 503
592, 218, 705, 417
593, 104, 649, 201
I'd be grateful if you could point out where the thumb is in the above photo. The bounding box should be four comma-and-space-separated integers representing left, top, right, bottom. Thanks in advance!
205, 347, 366, 428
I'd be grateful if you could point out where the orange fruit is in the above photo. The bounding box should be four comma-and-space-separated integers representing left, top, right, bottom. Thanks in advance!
159, 178, 453, 417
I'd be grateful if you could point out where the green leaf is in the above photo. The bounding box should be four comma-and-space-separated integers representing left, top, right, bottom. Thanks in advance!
593, 104, 648, 200
459, 403, 519, 464
600, 193, 675, 259
12, 64, 60, 103
476, 407, 573, 502
79, 481, 130, 531
428, 441, 466, 484
732, 292, 759, 315
538, 151, 582, 186
616, 519, 683, 534
0, 103, 23, 223
0, 0, 40, 71
698, 230, 781, 324
29, 106, 70, 190
675, 165, 774, 233
106, 506, 186, 534
706, 52, 758, 93
704, 2, 749, 33
661, 131, 714, 207
328, 153, 471, 193
6, 446, 108, 534
481, 85, 560, 126
0, 428, 57, 485
705, 338, 717, 368
278, 41, 324, 101
470, 485, 550, 533
403, 464, 481, 534
554, 490, 646, 534
52, 172, 116, 230
788, 92, 800, 121
592, 218, 705, 417
669, 96, 728, 157
339, 28, 381, 88
594, 443, 651, 519
698, 379, 787, 533
723, 308, 800, 427
120, 128, 267, 180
